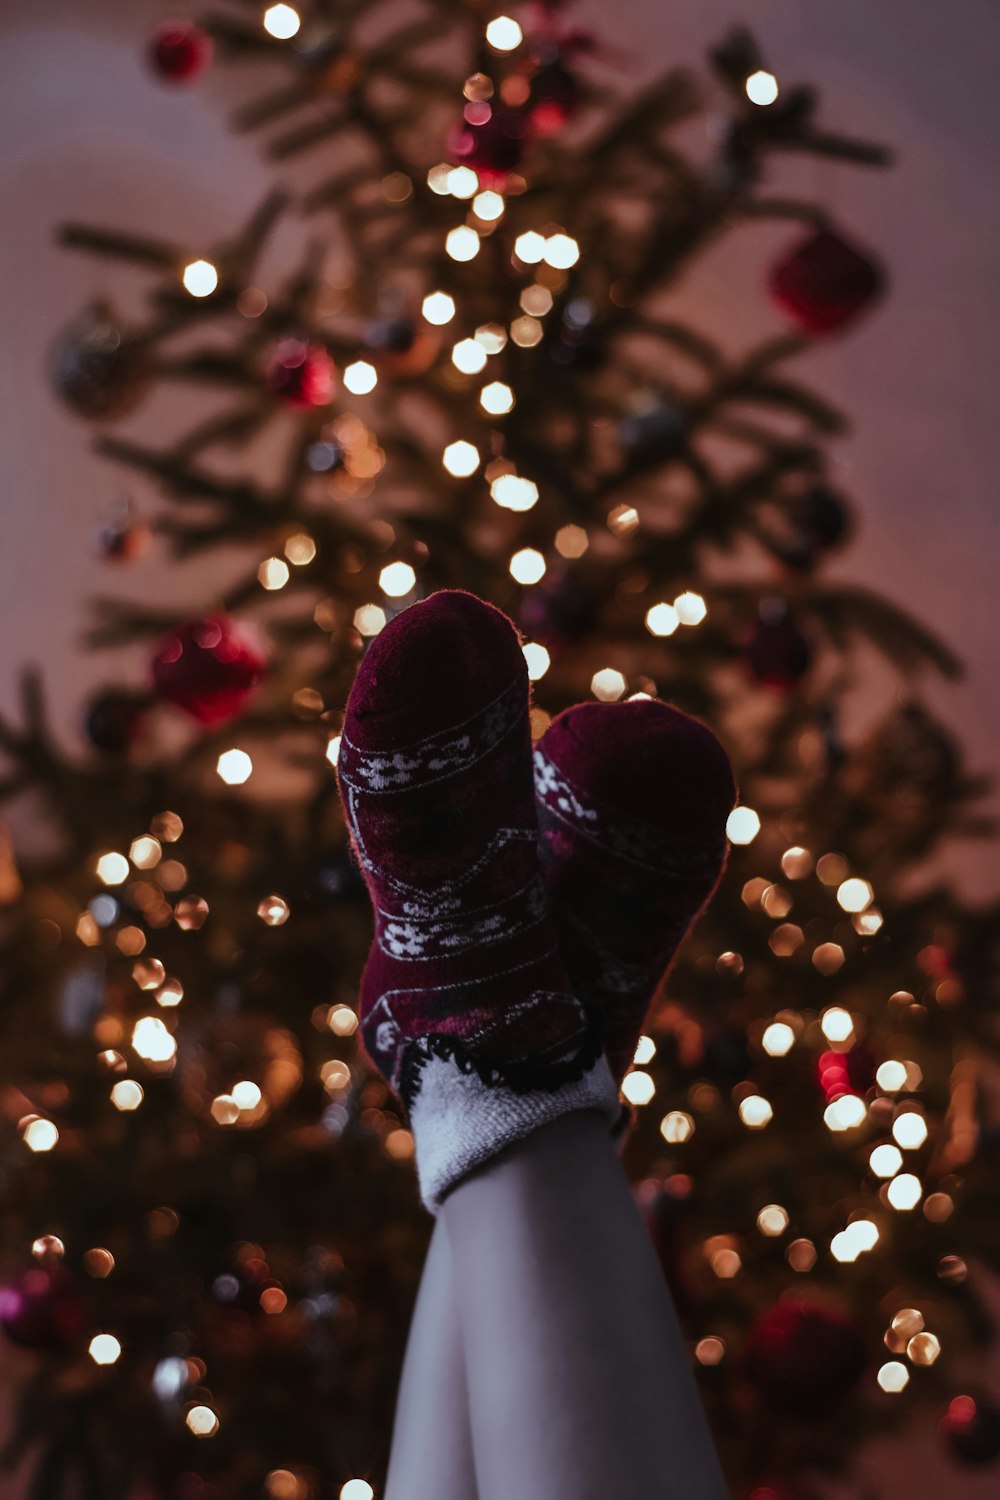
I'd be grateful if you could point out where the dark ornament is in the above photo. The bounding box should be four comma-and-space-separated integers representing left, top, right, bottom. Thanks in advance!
265, 338, 336, 408
148, 19, 214, 82
366, 317, 416, 356
519, 569, 597, 649
779, 485, 853, 570
151, 614, 266, 726
448, 101, 531, 185
527, 47, 582, 134
0, 1265, 87, 1351
617, 394, 688, 466
743, 600, 812, 690
51, 302, 150, 421
769, 228, 886, 337
84, 689, 148, 753
942, 1394, 1000, 1466
742, 1300, 868, 1420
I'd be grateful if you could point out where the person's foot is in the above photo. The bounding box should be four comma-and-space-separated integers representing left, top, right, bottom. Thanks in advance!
337, 590, 618, 1209
533, 699, 736, 1083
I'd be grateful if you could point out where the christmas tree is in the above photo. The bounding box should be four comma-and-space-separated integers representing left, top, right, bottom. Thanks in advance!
1, 5, 997, 1497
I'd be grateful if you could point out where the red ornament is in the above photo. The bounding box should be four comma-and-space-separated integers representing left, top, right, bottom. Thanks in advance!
448, 101, 531, 186
0, 1265, 87, 1351
152, 615, 266, 726
769, 228, 885, 336
941, 1394, 1000, 1465
742, 1299, 868, 1419
265, 339, 336, 408
148, 20, 214, 83
817, 1043, 876, 1102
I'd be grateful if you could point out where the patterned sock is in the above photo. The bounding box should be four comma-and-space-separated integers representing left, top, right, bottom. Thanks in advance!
337, 591, 618, 1211
533, 699, 736, 1084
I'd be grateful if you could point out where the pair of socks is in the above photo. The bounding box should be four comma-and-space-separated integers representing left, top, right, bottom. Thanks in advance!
336, 591, 735, 1211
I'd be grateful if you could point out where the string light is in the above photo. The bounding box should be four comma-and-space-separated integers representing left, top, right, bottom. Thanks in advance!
491, 473, 537, 510
876, 1361, 909, 1394
447, 165, 479, 199
217, 749, 253, 785
513, 230, 546, 264
837, 877, 874, 913
452, 338, 488, 374
781, 846, 814, 879
511, 315, 543, 347
869, 1143, 903, 1178
824, 1094, 866, 1131
646, 602, 679, 637
427, 164, 452, 195
443, 440, 480, 476
340, 1482, 374, 1500
607, 503, 639, 537
285, 533, 316, 565
876, 1060, 908, 1092
633, 1035, 656, 1065
111, 1079, 144, 1111
422, 291, 455, 325
542, 232, 580, 269
96, 852, 129, 886
660, 1110, 694, 1143
745, 69, 779, 106
481, 380, 514, 414
591, 667, 626, 702
354, 604, 387, 636
726, 807, 760, 844
509, 548, 546, 584
674, 591, 707, 625
263, 3, 300, 38
908, 1331, 940, 1365
258, 557, 290, 590
756, 1204, 789, 1236
555, 524, 588, 558
344, 361, 377, 394
131, 1016, 177, 1063
820, 1006, 854, 1043
232, 1080, 262, 1110
325, 736, 341, 767
157, 978, 184, 1007
886, 1172, 923, 1211
695, 1336, 725, 1365
380, 561, 416, 597
182, 259, 218, 298
621, 1070, 655, 1106
129, 835, 161, 869
446, 226, 480, 261
327, 1004, 359, 1036
88, 1333, 122, 1365
739, 1095, 773, 1129
830, 1219, 878, 1262
892, 1112, 928, 1149
485, 15, 523, 51
257, 895, 290, 927
21, 1117, 59, 1152
761, 1021, 795, 1056
522, 643, 550, 680
186, 1405, 220, 1437
473, 190, 505, 221
812, 941, 845, 974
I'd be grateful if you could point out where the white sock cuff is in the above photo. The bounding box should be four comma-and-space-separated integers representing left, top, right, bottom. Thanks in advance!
408, 1051, 620, 1213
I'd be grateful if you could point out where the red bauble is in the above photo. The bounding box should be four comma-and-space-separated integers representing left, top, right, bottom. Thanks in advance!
0, 1265, 87, 1351
817, 1043, 876, 1102
265, 339, 336, 408
152, 615, 266, 726
527, 57, 582, 134
769, 228, 885, 337
448, 102, 531, 185
742, 1300, 868, 1419
941, 1394, 1000, 1465
148, 20, 214, 83
743, 604, 812, 689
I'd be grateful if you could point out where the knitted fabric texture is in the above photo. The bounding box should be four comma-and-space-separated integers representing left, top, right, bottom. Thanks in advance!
337, 590, 617, 1210
534, 699, 736, 1083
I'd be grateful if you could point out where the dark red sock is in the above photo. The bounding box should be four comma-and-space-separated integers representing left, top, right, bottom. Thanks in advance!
337, 591, 618, 1208
534, 699, 736, 1083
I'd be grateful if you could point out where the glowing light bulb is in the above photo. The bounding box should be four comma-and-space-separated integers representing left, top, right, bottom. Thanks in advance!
870, 1143, 903, 1178
646, 602, 679, 637
474, 322, 507, 353
186, 1405, 220, 1436
745, 69, 779, 106
757, 1204, 789, 1236
660, 1110, 694, 1143
327, 1004, 359, 1036
257, 895, 290, 927
380, 561, 416, 597
217, 749, 253, 785
633, 1035, 656, 1065
674, 591, 707, 625
452, 338, 488, 374
443, 439, 480, 476
877, 1361, 909, 1393
739, 1095, 773, 1129
263, 4, 300, 39
886, 1172, 923, 1211
509, 548, 546, 585
422, 291, 455, 325
354, 603, 387, 636
824, 1094, 866, 1131
446, 226, 480, 261
591, 668, 627, 702
285, 532, 316, 565
485, 14, 523, 50
491, 473, 538, 511
129, 836, 161, 869
340, 1483, 375, 1500
473, 189, 505, 221
325, 736, 341, 767
876, 1060, 908, 1092
621, 1070, 655, 1106
726, 807, 760, 845
781, 846, 813, 879
232, 1080, 262, 1110
182, 259, 218, 298
258, 556, 290, 590
111, 1079, 144, 1111
543, 233, 580, 269
762, 1021, 795, 1057
131, 1015, 176, 1063
522, 643, 550, 680
555, 524, 588, 558
907, 1331, 941, 1365
22, 1117, 59, 1152
820, 1006, 854, 1043
89, 1333, 122, 1365
481, 380, 514, 414
837, 877, 873, 913
344, 360, 377, 394
514, 231, 546, 264
447, 165, 479, 199
892, 1112, 928, 1149
96, 851, 129, 886
511, 315, 543, 347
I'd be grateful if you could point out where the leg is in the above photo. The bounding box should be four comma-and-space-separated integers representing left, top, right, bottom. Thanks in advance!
384, 1216, 477, 1500
444, 1109, 727, 1500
